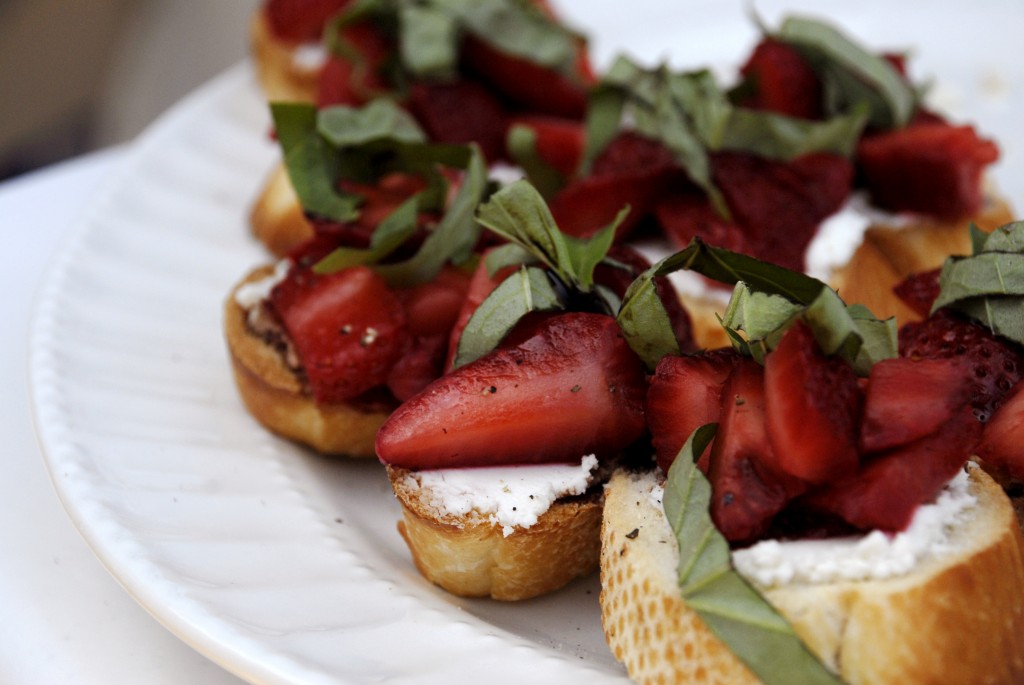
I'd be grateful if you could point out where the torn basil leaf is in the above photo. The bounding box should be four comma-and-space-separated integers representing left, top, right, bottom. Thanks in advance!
932, 221, 1024, 346
775, 15, 916, 129
453, 266, 563, 368
664, 425, 844, 685
399, 4, 459, 79
375, 145, 488, 287
475, 180, 621, 292
313, 195, 420, 274
617, 264, 683, 370
317, 99, 426, 147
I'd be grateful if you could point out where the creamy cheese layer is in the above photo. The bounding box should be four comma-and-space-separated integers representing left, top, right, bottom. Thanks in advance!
648, 466, 977, 587
234, 259, 290, 309
398, 455, 600, 537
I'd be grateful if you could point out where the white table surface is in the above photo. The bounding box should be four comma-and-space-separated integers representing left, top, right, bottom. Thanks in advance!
1, 149, 246, 685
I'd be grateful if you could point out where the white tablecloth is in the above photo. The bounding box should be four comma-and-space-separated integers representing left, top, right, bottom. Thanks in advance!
0, 150, 245, 685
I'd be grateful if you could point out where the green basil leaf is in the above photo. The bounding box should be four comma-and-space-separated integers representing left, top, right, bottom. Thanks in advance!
616, 263, 683, 370
665, 425, 844, 685
776, 15, 916, 129
375, 145, 488, 287
719, 285, 802, 364
847, 305, 900, 374
580, 79, 627, 174
313, 194, 420, 273
980, 221, 1024, 253
484, 243, 538, 275
271, 102, 362, 222
657, 238, 827, 305
716, 104, 869, 160
506, 123, 565, 198
933, 253, 1024, 309
952, 298, 1024, 344
318, 99, 426, 147
399, 5, 459, 79
435, 0, 577, 71
452, 265, 564, 368
475, 180, 619, 292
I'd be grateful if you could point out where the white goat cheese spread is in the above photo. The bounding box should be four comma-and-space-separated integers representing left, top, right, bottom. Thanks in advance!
804, 192, 912, 282
732, 468, 977, 587
292, 42, 328, 71
234, 259, 291, 309
648, 467, 977, 587
400, 455, 600, 537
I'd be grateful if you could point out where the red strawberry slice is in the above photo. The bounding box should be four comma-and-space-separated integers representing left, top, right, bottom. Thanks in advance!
975, 382, 1024, 483
707, 359, 808, 543
316, 23, 393, 106
711, 151, 853, 271
264, 0, 349, 42
653, 191, 751, 255
376, 313, 648, 468
509, 115, 585, 178
860, 357, 973, 453
551, 133, 685, 239
803, 407, 982, 532
856, 122, 998, 219
736, 38, 823, 120
763, 322, 861, 483
646, 348, 742, 474
892, 268, 941, 319
407, 80, 510, 162
461, 35, 592, 120
386, 333, 448, 403
269, 265, 407, 403
900, 309, 1024, 423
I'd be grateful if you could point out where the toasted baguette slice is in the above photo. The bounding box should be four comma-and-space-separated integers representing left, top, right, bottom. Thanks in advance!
250, 163, 315, 258
224, 265, 392, 456
678, 194, 1014, 350
249, 10, 320, 104
387, 465, 603, 601
600, 466, 1024, 685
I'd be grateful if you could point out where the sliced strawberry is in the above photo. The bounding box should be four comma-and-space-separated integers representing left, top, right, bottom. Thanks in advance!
264, 0, 349, 42
763, 322, 861, 483
856, 122, 998, 219
653, 191, 751, 255
406, 80, 509, 162
398, 265, 472, 339
461, 35, 592, 119
803, 408, 982, 532
646, 349, 743, 474
386, 333, 448, 402
708, 359, 807, 543
711, 151, 854, 271
892, 268, 941, 319
509, 115, 585, 178
269, 265, 407, 403
736, 38, 823, 120
860, 357, 973, 453
376, 312, 648, 468
900, 309, 1024, 423
316, 23, 393, 106
551, 133, 685, 239
976, 381, 1024, 484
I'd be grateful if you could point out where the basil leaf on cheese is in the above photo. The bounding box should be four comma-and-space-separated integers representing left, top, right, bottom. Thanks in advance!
664, 425, 845, 685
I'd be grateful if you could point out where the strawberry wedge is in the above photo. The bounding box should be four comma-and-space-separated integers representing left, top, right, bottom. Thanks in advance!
376, 313, 647, 469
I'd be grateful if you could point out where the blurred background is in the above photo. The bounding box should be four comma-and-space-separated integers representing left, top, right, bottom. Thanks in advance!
0, 0, 258, 181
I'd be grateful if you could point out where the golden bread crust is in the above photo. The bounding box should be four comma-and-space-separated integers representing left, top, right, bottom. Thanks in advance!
600, 467, 1024, 685
224, 266, 391, 457
250, 163, 315, 258
249, 10, 320, 104
388, 466, 602, 601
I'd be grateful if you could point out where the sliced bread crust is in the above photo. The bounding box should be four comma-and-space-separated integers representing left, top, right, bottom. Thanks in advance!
224, 265, 392, 457
249, 10, 320, 104
388, 465, 602, 601
600, 466, 1024, 685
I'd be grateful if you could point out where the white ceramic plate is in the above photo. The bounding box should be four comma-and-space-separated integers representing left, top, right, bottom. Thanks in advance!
30, 3, 1023, 684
